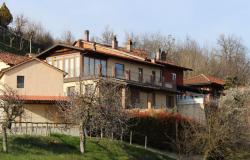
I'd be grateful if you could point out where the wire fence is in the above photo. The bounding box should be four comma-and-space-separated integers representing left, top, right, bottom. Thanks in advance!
0, 121, 150, 149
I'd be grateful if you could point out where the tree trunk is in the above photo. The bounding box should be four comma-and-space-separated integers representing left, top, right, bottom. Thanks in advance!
79, 123, 86, 154
2, 125, 8, 153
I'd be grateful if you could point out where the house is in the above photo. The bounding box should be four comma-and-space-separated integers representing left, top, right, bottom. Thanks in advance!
176, 74, 225, 122
37, 30, 191, 111
184, 74, 225, 103
0, 52, 66, 122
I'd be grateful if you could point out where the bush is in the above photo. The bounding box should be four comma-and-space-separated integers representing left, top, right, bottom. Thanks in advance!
125, 111, 193, 151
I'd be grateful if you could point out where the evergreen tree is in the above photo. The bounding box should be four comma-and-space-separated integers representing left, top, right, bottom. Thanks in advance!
0, 2, 13, 28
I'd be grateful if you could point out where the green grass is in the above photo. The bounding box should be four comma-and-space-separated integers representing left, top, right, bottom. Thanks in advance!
0, 134, 174, 160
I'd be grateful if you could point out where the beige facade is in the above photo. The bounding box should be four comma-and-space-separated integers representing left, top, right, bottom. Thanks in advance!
45, 52, 176, 110
0, 59, 64, 96
22, 104, 60, 123
0, 58, 66, 123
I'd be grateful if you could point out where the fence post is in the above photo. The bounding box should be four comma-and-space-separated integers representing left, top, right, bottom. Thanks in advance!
46, 122, 49, 136
31, 123, 33, 134
101, 128, 103, 139
144, 136, 147, 149
111, 132, 113, 140
25, 123, 28, 135
129, 131, 133, 145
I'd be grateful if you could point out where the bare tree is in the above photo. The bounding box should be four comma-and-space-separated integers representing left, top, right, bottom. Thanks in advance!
174, 88, 250, 159
99, 26, 115, 45
58, 79, 129, 154
57, 30, 75, 45
12, 14, 28, 36
0, 84, 24, 152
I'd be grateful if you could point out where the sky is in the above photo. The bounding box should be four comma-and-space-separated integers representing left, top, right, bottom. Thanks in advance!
2, 0, 250, 49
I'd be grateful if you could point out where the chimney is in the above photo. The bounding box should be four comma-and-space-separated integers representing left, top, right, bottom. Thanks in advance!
112, 35, 118, 49
155, 48, 161, 60
84, 30, 89, 42
126, 39, 133, 52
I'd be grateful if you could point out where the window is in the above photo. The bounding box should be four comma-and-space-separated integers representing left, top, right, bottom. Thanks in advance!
131, 89, 140, 106
89, 58, 95, 75
57, 59, 63, 70
138, 68, 143, 82
17, 76, 24, 88
160, 70, 163, 82
64, 59, 69, 77
75, 57, 80, 77
95, 59, 101, 75
83, 56, 107, 77
115, 63, 124, 79
101, 60, 107, 76
69, 58, 75, 77
166, 95, 174, 108
151, 71, 156, 83
171, 73, 176, 81
84, 57, 90, 76
67, 86, 75, 96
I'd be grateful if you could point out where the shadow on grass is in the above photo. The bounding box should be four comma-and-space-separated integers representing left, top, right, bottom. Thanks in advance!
9, 135, 78, 154
121, 143, 175, 160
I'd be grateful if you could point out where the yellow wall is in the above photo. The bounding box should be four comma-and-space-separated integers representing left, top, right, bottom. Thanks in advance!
22, 104, 61, 123
1, 60, 64, 96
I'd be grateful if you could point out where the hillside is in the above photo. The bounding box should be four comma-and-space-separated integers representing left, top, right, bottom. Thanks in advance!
0, 134, 174, 160
0, 26, 42, 55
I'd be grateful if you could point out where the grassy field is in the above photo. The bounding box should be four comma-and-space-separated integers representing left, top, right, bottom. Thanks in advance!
0, 134, 174, 160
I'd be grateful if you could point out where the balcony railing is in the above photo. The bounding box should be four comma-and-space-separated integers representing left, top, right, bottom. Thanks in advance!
80, 66, 177, 91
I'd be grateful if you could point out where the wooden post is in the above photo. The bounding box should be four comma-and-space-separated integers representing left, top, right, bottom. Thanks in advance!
31, 123, 33, 134
46, 122, 49, 136
129, 131, 133, 145
25, 123, 28, 135
111, 132, 114, 140
101, 128, 103, 139
145, 136, 147, 149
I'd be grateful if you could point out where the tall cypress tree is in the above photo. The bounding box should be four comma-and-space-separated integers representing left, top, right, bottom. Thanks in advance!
0, 2, 13, 28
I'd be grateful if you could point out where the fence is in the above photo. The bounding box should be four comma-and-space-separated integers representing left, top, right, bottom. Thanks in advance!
0, 121, 149, 149
0, 122, 79, 136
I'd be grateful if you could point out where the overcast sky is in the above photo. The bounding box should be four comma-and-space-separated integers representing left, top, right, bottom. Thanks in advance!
2, 0, 250, 49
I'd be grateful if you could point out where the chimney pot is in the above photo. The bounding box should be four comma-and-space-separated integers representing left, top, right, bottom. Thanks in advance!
127, 39, 133, 52
112, 36, 118, 49
84, 30, 89, 42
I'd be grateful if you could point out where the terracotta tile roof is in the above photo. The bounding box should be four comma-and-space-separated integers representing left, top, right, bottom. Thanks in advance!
0, 52, 30, 65
184, 74, 225, 86
38, 41, 192, 70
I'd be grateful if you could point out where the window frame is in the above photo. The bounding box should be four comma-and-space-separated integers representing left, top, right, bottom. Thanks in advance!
17, 76, 25, 88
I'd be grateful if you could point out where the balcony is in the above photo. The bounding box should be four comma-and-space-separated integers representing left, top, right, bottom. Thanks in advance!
64, 66, 177, 92
81, 67, 176, 91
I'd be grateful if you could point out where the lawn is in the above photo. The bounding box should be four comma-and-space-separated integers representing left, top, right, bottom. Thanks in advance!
0, 134, 174, 160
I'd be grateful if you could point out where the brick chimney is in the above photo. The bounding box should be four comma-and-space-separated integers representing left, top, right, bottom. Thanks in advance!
126, 39, 133, 52
84, 30, 89, 42
112, 35, 118, 49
